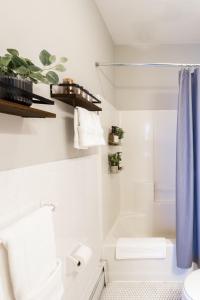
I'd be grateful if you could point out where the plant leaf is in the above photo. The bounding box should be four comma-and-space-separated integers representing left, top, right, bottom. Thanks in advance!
5, 54, 12, 58
39, 49, 52, 66
7, 48, 19, 56
29, 77, 38, 84
29, 65, 42, 72
11, 56, 28, 68
60, 57, 68, 63
30, 72, 47, 83
1, 55, 12, 66
55, 64, 66, 72
15, 66, 29, 75
24, 58, 34, 66
49, 55, 56, 64
46, 71, 59, 84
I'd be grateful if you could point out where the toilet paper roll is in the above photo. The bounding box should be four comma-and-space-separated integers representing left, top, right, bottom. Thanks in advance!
65, 244, 92, 275
72, 244, 92, 269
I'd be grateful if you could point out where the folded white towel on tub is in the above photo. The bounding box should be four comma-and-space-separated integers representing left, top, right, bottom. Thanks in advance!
116, 238, 167, 260
0, 207, 64, 300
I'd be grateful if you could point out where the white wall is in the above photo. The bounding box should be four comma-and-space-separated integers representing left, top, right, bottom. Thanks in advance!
119, 111, 176, 237
115, 44, 200, 110
154, 111, 177, 202
0, 156, 102, 300
0, 1, 121, 299
119, 111, 154, 235
0, 0, 116, 170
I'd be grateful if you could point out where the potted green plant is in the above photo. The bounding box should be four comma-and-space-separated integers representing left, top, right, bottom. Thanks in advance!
108, 152, 121, 174
108, 126, 124, 145
108, 126, 119, 145
0, 49, 67, 106
116, 127, 124, 142
117, 151, 122, 170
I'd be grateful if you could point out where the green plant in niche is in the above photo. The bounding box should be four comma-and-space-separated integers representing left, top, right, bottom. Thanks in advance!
108, 153, 121, 167
116, 127, 124, 139
0, 48, 68, 84
117, 152, 122, 170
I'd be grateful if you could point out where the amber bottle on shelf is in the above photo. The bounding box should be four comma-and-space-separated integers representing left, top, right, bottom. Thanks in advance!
63, 78, 74, 95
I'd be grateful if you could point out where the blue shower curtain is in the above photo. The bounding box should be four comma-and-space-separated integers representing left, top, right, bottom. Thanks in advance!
176, 68, 200, 268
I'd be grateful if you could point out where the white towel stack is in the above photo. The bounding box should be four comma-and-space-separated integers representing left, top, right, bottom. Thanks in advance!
116, 238, 167, 260
0, 207, 64, 300
74, 107, 105, 149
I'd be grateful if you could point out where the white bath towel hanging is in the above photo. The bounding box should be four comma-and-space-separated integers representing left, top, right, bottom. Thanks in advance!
27, 259, 63, 300
0, 207, 64, 300
74, 107, 105, 149
116, 238, 167, 260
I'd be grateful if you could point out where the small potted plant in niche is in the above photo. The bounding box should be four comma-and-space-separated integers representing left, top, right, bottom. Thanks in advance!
0, 48, 67, 106
108, 152, 122, 174
117, 151, 122, 170
116, 127, 124, 144
108, 126, 119, 145
108, 126, 124, 145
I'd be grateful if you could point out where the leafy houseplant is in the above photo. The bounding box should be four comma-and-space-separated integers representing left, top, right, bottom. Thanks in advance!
116, 152, 122, 170
0, 49, 67, 106
108, 152, 122, 174
116, 127, 124, 140
109, 126, 124, 145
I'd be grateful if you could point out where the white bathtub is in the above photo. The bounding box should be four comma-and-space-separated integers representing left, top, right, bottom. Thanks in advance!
102, 214, 194, 282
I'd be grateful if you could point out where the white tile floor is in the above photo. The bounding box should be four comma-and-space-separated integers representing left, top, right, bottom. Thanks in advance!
100, 281, 183, 300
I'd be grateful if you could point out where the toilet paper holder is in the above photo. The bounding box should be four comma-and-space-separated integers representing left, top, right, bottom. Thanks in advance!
65, 243, 92, 275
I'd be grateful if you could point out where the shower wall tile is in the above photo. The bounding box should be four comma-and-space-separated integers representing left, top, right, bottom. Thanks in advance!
154, 201, 176, 237
153, 110, 177, 202
119, 110, 176, 236
119, 111, 154, 212
133, 181, 154, 213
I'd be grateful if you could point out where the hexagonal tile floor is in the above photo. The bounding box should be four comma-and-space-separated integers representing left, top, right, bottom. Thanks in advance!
100, 281, 183, 300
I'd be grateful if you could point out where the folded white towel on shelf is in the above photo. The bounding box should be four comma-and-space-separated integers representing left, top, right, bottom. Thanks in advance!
0, 207, 64, 300
116, 237, 167, 260
74, 107, 105, 149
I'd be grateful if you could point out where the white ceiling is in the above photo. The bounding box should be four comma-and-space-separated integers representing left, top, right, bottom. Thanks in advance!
94, 0, 200, 45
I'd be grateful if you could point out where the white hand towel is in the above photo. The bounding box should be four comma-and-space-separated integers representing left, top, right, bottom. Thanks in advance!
0, 207, 63, 300
27, 259, 64, 300
116, 238, 166, 259
74, 107, 87, 149
74, 107, 105, 149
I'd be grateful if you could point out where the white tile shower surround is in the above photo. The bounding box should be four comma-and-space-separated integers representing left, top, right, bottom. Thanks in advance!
100, 281, 182, 300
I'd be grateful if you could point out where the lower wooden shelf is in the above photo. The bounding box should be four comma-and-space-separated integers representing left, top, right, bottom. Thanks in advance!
51, 93, 102, 111
0, 99, 56, 118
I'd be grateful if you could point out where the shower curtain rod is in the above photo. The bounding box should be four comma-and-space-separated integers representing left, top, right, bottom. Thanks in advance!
95, 62, 200, 68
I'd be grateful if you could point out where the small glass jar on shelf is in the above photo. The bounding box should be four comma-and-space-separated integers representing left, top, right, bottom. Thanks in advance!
63, 78, 75, 94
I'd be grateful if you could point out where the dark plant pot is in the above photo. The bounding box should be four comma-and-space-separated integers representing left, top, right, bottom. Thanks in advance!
0, 76, 33, 106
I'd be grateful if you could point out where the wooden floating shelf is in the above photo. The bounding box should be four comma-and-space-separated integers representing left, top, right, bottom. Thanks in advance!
51, 93, 102, 111
0, 99, 56, 118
